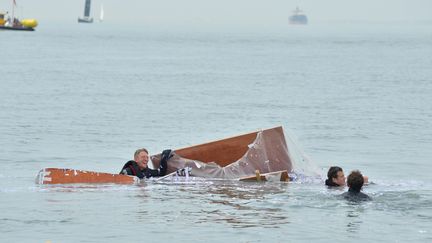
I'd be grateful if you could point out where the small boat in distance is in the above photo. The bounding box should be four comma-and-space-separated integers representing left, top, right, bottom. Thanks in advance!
289, 6, 308, 25
78, 0, 93, 23
0, 1, 38, 31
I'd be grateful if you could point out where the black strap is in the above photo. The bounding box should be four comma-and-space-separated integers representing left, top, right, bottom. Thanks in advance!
159, 149, 173, 176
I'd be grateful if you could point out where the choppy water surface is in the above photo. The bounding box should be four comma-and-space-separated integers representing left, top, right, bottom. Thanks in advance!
1, 23, 431, 242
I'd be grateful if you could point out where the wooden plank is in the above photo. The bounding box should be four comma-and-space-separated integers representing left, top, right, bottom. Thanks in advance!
35, 168, 138, 185
239, 170, 290, 182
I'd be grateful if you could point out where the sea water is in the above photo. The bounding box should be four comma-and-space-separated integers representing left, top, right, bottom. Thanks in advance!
1, 22, 431, 242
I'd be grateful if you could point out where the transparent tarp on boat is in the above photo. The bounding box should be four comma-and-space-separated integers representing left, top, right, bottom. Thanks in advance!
151, 128, 295, 179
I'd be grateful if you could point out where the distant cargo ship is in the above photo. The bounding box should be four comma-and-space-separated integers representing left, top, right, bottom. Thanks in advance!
289, 7, 308, 25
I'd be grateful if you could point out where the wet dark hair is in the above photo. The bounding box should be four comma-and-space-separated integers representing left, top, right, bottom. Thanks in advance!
325, 166, 343, 187
347, 170, 364, 192
327, 166, 343, 180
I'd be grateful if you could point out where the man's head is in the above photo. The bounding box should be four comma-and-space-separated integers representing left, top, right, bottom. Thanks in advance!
347, 170, 364, 192
327, 166, 345, 186
134, 148, 149, 170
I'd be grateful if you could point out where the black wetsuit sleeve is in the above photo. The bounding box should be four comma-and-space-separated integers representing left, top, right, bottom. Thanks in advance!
143, 160, 167, 178
142, 150, 171, 178
145, 168, 162, 178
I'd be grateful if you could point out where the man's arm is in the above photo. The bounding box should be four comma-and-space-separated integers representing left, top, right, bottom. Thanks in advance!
363, 176, 369, 184
144, 149, 172, 178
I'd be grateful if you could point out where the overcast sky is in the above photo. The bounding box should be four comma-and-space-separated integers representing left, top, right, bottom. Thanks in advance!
2, 0, 431, 28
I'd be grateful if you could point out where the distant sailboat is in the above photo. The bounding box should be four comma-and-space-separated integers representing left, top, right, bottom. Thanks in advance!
78, 0, 93, 23
99, 4, 104, 22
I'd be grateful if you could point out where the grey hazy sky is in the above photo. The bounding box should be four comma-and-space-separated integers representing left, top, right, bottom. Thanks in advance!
2, 0, 431, 28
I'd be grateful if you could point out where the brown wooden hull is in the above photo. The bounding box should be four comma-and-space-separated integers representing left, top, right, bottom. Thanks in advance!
173, 130, 260, 167
36, 168, 138, 184
151, 126, 292, 179
154, 126, 286, 168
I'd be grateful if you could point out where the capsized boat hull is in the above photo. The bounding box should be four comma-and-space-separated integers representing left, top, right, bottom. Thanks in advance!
36, 126, 293, 184
152, 126, 293, 179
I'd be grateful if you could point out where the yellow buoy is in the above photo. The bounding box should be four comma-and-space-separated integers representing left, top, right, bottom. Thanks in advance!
21, 19, 38, 28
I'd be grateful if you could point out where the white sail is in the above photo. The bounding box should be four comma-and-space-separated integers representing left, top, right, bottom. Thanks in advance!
9, 0, 16, 27
99, 4, 104, 22
78, 0, 93, 23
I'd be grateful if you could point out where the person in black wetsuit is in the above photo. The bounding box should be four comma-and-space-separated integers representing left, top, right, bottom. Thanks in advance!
341, 170, 371, 201
120, 148, 172, 179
